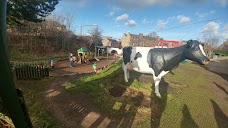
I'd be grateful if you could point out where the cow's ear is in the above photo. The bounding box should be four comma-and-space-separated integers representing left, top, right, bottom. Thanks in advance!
201, 43, 204, 47
187, 40, 193, 48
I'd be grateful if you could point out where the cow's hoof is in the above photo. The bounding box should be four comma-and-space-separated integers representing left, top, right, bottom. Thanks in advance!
155, 93, 161, 98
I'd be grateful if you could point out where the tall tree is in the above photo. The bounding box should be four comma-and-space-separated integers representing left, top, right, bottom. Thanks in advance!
203, 34, 220, 57
7, 0, 60, 25
90, 26, 102, 46
149, 31, 158, 37
89, 26, 102, 53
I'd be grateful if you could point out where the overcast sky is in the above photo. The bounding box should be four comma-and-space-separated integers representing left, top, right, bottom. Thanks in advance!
53, 0, 228, 43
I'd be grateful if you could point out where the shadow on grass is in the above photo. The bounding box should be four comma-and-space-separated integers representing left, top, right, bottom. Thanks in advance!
203, 59, 228, 82
210, 99, 228, 128
207, 70, 228, 82
106, 92, 144, 128
54, 62, 146, 127
213, 82, 228, 95
181, 104, 199, 128
150, 78, 168, 128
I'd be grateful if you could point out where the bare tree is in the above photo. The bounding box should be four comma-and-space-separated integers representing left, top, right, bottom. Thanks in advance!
90, 26, 102, 45
65, 13, 73, 50
7, 11, 78, 56
90, 26, 102, 53
149, 31, 157, 37
51, 12, 74, 51
203, 34, 220, 58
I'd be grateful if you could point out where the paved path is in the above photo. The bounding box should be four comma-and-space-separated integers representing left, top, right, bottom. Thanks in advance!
206, 59, 228, 75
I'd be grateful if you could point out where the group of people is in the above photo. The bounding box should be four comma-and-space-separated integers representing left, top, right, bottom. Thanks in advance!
50, 53, 97, 73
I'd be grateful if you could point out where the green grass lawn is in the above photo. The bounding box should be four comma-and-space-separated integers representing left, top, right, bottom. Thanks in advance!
64, 60, 228, 128
15, 78, 59, 128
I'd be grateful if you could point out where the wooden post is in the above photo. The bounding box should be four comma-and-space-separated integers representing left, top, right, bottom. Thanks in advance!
106, 47, 108, 59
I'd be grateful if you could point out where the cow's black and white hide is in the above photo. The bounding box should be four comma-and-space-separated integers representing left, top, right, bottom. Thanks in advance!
122, 40, 209, 98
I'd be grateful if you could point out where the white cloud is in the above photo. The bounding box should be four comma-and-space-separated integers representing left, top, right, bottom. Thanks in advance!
167, 16, 175, 21
115, 13, 128, 22
221, 31, 228, 39
210, 10, 216, 14
106, 0, 225, 9
224, 23, 228, 30
108, 0, 170, 8
215, 0, 228, 7
142, 18, 152, 24
223, 23, 228, 38
108, 7, 121, 16
201, 22, 220, 35
195, 10, 215, 18
157, 20, 167, 29
125, 20, 137, 26
109, 11, 115, 16
177, 15, 190, 24
65, 0, 88, 7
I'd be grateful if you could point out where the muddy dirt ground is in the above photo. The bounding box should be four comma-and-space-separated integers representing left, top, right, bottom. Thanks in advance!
49, 59, 116, 76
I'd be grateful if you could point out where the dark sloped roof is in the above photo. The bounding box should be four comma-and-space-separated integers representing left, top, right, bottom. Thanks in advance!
107, 38, 119, 44
130, 34, 157, 41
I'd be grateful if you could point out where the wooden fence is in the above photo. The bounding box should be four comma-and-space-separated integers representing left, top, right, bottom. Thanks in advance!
12, 61, 49, 80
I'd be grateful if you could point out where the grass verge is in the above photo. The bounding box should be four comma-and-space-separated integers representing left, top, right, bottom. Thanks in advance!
63, 60, 228, 128
15, 78, 58, 128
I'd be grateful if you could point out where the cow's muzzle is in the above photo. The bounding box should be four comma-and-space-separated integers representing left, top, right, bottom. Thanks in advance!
202, 58, 210, 65
127, 65, 134, 70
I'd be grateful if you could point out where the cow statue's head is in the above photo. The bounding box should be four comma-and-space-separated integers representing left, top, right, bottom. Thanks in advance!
185, 40, 210, 65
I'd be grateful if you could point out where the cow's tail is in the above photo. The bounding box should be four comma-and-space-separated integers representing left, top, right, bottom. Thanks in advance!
147, 49, 153, 68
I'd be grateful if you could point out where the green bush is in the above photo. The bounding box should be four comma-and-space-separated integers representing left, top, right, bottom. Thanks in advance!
214, 50, 228, 56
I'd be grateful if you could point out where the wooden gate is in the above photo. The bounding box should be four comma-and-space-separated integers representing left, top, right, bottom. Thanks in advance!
12, 61, 49, 80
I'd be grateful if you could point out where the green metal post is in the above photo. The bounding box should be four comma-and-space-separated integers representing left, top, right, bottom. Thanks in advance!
0, 0, 32, 127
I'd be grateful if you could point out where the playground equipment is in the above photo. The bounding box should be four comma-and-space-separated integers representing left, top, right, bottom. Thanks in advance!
77, 47, 98, 64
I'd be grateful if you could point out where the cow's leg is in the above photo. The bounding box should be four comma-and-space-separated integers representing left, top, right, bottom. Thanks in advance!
154, 76, 162, 98
153, 71, 169, 98
127, 69, 130, 79
122, 62, 129, 82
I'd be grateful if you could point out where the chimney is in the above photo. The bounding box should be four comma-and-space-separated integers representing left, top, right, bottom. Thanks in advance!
128, 32, 131, 36
139, 33, 143, 38
139, 33, 143, 42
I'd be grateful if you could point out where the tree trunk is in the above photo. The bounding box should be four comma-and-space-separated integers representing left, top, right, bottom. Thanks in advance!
44, 25, 47, 51
21, 27, 24, 51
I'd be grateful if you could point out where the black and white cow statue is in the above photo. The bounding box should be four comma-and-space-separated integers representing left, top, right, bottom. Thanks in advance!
122, 40, 209, 98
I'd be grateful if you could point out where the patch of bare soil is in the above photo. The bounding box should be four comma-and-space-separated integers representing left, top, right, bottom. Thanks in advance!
109, 87, 126, 97
205, 59, 228, 81
43, 59, 142, 128
43, 74, 103, 128
49, 59, 116, 76
43, 74, 147, 128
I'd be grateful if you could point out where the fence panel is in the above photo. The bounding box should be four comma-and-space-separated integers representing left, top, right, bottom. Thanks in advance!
12, 61, 49, 80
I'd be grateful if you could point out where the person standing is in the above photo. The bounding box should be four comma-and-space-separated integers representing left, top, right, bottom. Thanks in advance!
69, 56, 74, 68
50, 59, 55, 70
72, 55, 77, 66
92, 62, 97, 73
